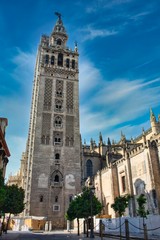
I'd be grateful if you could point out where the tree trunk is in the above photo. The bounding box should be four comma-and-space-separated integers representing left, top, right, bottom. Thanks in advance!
5, 213, 11, 233
86, 218, 89, 237
77, 218, 80, 236
1, 214, 5, 234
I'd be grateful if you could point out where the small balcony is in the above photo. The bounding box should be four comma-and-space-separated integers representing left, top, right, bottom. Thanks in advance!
50, 181, 63, 188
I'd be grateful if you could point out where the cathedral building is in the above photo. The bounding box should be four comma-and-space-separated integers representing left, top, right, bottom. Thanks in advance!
23, 13, 81, 229
82, 109, 160, 218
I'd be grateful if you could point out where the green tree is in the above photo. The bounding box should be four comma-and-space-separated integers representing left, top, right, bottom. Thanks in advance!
0, 170, 5, 235
137, 194, 149, 223
66, 195, 83, 235
66, 187, 103, 236
0, 170, 5, 211
2, 185, 25, 232
111, 195, 130, 240
0, 170, 4, 187
136, 194, 149, 239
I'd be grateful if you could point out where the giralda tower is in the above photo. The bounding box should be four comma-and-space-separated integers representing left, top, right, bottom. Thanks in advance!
24, 13, 81, 228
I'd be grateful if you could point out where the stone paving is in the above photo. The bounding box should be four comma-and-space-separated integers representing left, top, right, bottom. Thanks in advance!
0, 230, 113, 240
1, 230, 160, 240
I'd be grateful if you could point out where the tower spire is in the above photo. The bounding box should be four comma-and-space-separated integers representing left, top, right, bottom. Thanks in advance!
150, 108, 156, 122
99, 132, 103, 144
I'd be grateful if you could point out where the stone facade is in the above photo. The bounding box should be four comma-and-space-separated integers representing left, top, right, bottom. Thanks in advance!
23, 14, 81, 229
0, 118, 10, 178
83, 110, 160, 218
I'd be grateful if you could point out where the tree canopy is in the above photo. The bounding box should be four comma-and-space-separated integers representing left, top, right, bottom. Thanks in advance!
66, 187, 103, 221
137, 194, 149, 219
2, 185, 25, 215
0, 170, 25, 216
111, 195, 130, 217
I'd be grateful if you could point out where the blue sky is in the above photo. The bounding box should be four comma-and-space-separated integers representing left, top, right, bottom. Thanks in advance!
0, 0, 160, 179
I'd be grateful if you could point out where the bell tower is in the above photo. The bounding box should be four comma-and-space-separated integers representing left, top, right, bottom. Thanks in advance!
24, 13, 81, 229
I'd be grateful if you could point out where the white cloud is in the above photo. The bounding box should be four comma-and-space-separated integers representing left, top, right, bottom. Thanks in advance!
80, 76, 160, 142
5, 135, 27, 180
80, 105, 120, 135
0, 48, 35, 179
80, 25, 118, 41
1, 96, 30, 180
129, 11, 151, 21
86, 0, 133, 13
105, 119, 151, 143
12, 48, 36, 67
95, 78, 160, 104
11, 47, 36, 85
79, 58, 102, 95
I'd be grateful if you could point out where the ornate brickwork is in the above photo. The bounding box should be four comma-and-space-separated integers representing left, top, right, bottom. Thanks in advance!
43, 78, 53, 110
41, 113, 51, 144
66, 82, 74, 113
44, 67, 76, 79
56, 80, 63, 97
66, 115, 74, 146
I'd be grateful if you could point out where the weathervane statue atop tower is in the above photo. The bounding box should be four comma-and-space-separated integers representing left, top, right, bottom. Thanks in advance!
55, 11, 62, 20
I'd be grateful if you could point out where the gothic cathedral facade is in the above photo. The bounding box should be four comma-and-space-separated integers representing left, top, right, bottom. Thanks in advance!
24, 14, 81, 228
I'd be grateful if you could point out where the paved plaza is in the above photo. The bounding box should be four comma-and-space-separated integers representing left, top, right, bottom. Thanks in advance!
1, 230, 160, 240
0, 230, 107, 240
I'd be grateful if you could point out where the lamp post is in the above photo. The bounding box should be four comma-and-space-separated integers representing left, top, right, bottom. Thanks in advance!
90, 186, 95, 238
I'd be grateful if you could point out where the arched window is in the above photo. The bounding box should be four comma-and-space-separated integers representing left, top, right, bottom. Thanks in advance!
55, 196, 58, 202
121, 176, 126, 192
72, 59, 75, 69
58, 53, 63, 66
54, 132, 62, 146
56, 89, 62, 97
66, 58, 70, 68
69, 195, 73, 202
55, 100, 62, 112
54, 175, 59, 182
50, 170, 63, 187
86, 160, 93, 177
55, 153, 60, 160
55, 116, 62, 127
41, 135, 45, 144
55, 137, 61, 144
134, 179, 145, 195
45, 54, 49, 64
57, 39, 62, 45
51, 55, 54, 65
39, 195, 43, 202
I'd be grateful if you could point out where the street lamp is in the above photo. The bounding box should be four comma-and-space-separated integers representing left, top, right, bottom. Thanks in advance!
90, 185, 95, 238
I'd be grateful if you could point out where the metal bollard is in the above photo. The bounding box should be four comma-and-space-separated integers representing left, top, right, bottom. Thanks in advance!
125, 219, 130, 240
99, 220, 104, 240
